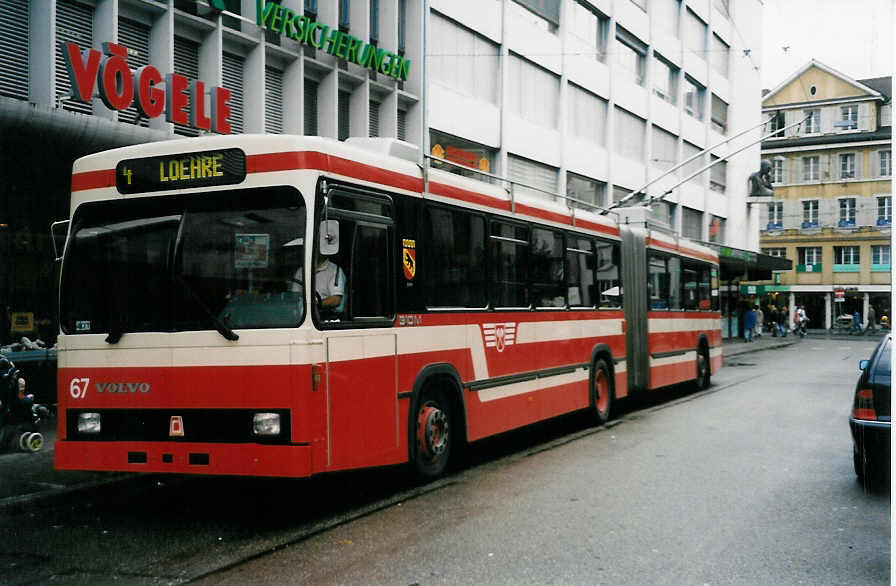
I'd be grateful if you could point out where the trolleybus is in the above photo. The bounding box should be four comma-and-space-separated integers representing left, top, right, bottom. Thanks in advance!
55, 135, 721, 479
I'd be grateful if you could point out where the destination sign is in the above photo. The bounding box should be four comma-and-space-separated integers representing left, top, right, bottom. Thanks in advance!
116, 149, 246, 194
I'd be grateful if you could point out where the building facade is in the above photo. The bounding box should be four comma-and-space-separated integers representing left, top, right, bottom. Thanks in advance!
756, 61, 891, 329
0, 0, 764, 344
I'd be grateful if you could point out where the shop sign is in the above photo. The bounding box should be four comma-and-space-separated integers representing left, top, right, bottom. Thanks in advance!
256, 1, 411, 82
738, 284, 789, 295
431, 144, 490, 173
834, 288, 845, 302
11, 312, 34, 334
62, 42, 234, 134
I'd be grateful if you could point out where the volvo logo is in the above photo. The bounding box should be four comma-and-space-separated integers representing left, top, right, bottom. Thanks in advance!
95, 382, 150, 393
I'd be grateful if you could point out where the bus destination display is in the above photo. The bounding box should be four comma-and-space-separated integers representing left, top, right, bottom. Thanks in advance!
116, 149, 246, 194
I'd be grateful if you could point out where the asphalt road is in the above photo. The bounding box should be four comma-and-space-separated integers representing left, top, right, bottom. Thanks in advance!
1, 338, 889, 585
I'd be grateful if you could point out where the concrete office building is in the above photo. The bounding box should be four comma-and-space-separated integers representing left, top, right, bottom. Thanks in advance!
0, 0, 767, 342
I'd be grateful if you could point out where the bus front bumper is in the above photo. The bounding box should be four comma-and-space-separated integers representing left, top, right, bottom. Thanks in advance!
55, 440, 313, 478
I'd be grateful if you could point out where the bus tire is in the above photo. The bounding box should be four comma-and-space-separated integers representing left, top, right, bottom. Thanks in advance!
695, 347, 711, 390
413, 387, 453, 479
590, 359, 613, 425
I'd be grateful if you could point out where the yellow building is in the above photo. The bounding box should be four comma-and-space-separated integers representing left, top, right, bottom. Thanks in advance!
752, 61, 891, 329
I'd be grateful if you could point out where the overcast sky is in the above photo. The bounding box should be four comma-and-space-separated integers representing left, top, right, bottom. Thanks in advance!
760, 0, 894, 90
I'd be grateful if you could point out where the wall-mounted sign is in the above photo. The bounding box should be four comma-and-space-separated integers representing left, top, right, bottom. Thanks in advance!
62, 42, 234, 134
115, 149, 246, 194
256, 1, 411, 82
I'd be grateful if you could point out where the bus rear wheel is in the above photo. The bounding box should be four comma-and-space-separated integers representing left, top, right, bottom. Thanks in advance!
695, 349, 711, 390
413, 389, 452, 479
590, 359, 613, 425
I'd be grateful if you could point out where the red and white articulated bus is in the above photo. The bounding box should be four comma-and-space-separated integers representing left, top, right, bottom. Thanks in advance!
55, 135, 721, 479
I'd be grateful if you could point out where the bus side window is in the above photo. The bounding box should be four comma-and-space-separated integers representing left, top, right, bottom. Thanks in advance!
490, 221, 529, 308
531, 228, 565, 308
648, 254, 669, 310
566, 236, 595, 308
424, 205, 487, 309
596, 239, 622, 308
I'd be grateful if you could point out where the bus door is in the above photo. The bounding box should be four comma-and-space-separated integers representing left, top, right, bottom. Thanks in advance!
620, 225, 648, 393
315, 186, 401, 471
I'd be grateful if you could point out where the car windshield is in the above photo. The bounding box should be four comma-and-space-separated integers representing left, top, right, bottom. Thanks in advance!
60, 187, 306, 337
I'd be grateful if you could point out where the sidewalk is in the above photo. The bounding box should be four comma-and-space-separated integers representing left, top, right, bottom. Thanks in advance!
1, 328, 886, 513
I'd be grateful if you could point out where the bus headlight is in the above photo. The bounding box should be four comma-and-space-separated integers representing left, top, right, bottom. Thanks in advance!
252, 413, 281, 436
77, 412, 102, 434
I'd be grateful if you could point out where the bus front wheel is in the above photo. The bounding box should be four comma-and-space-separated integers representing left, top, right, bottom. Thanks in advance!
413, 389, 453, 479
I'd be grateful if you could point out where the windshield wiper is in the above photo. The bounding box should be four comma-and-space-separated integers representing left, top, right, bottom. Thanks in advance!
174, 274, 239, 341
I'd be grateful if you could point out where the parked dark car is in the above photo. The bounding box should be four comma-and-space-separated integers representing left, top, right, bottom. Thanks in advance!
850, 335, 891, 484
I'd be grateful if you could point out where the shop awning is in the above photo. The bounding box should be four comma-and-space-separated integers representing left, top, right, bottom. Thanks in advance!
701, 243, 792, 281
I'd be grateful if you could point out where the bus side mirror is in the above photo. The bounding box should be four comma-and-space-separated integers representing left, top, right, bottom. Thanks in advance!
319, 220, 339, 256
50, 220, 70, 262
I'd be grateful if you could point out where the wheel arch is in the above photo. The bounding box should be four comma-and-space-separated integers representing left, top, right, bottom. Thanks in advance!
589, 343, 616, 407
407, 363, 467, 463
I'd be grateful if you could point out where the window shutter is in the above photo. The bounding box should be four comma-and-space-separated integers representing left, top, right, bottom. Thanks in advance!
369, 100, 379, 137
0, 0, 28, 100
264, 66, 283, 134
222, 52, 244, 133
507, 154, 557, 201
304, 79, 318, 136
56, 0, 94, 114
397, 108, 407, 141
338, 90, 350, 140
173, 36, 200, 136
117, 17, 150, 126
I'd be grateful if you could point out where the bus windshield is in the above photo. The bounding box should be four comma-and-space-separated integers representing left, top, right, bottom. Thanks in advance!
60, 186, 306, 338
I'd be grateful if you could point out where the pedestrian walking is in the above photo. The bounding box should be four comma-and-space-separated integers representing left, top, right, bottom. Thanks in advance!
754, 305, 764, 338
850, 310, 863, 335
769, 306, 779, 337
744, 306, 756, 343
865, 305, 877, 334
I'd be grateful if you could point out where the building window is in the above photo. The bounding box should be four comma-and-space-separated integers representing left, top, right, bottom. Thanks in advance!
682, 141, 702, 175
840, 153, 856, 179
615, 27, 647, 86
839, 197, 856, 226
684, 76, 705, 119
265, 66, 284, 134
802, 200, 819, 227
510, 0, 560, 33
430, 14, 499, 105
767, 202, 783, 229
879, 150, 891, 177
304, 0, 318, 17
369, 0, 378, 40
877, 196, 892, 226
651, 125, 678, 171
711, 34, 729, 77
652, 54, 678, 104
684, 8, 707, 56
507, 154, 559, 201
804, 109, 820, 133
762, 247, 787, 258
709, 215, 725, 243
681, 207, 703, 240
798, 246, 822, 265
711, 94, 728, 134
802, 156, 819, 181
339, 0, 350, 29
507, 54, 559, 128
771, 159, 784, 183
304, 78, 318, 136
709, 156, 727, 192
567, 84, 607, 144
570, 1, 609, 61
834, 246, 860, 265
769, 111, 786, 137
839, 105, 858, 130
338, 89, 351, 141
397, 0, 406, 51
655, 0, 680, 38
430, 129, 496, 182
614, 107, 646, 161
872, 245, 891, 267
369, 99, 379, 137
566, 172, 607, 211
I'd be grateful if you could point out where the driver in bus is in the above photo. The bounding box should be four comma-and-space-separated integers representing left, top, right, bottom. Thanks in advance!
315, 252, 346, 316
